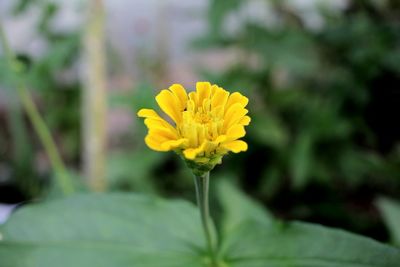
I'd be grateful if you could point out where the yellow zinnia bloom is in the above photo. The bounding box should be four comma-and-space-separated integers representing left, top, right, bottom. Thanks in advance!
137, 82, 250, 174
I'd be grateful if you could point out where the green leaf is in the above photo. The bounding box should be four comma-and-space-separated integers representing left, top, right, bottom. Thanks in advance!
106, 150, 165, 192
218, 180, 273, 231
377, 197, 400, 246
290, 132, 313, 190
2, 191, 400, 267
0, 194, 206, 267
218, 181, 400, 267
222, 221, 400, 267
249, 113, 288, 149
242, 26, 318, 77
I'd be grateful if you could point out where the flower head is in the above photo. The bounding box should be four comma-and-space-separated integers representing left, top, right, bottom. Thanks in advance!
137, 82, 250, 175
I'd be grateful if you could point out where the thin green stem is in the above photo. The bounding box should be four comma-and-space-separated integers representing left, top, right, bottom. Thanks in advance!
194, 172, 217, 265
0, 24, 74, 195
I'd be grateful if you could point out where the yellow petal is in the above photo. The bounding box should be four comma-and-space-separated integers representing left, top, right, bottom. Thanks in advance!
223, 103, 249, 130
187, 99, 195, 113
145, 135, 169, 151
211, 105, 224, 119
214, 135, 227, 143
211, 87, 229, 110
183, 148, 199, 160
210, 84, 219, 95
139, 108, 177, 133
144, 118, 166, 129
196, 82, 211, 105
224, 103, 246, 121
161, 138, 189, 150
183, 142, 207, 160
169, 84, 188, 111
197, 124, 207, 144
156, 90, 182, 124
137, 109, 161, 119
202, 140, 219, 155
239, 116, 251, 126
144, 119, 176, 135
226, 125, 246, 140
188, 91, 198, 107
222, 140, 248, 153
181, 121, 199, 147
148, 127, 177, 140
225, 92, 249, 112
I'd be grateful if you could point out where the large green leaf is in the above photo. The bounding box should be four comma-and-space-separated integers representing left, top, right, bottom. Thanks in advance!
217, 179, 273, 234
0, 194, 206, 267
1, 190, 400, 267
218, 181, 400, 267
377, 197, 400, 246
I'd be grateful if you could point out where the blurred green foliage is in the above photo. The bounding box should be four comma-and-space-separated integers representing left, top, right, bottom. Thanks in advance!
189, 0, 400, 240
1, 0, 400, 246
0, 0, 81, 198
104, 0, 400, 242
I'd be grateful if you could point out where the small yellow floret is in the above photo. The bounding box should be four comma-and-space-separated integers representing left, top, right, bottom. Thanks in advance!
137, 82, 251, 172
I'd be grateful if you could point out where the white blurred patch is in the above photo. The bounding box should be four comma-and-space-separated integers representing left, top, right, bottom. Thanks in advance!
49, 0, 84, 33
0, 204, 16, 224
288, 0, 349, 30
0, 0, 84, 58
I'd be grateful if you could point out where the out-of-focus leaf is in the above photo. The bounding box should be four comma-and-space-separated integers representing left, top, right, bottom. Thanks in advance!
29, 35, 79, 90
243, 25, 318, 76
208, 0, 242, 36
219, 184, 400, 267
38, 3, 58, 35
217, 179, 273, 235
384, 51, 400, 73
377, 197, 400, 246
107, 150, 165, 192
12, 0, 36, 15
290, 132, 313, 189
248, 113, 288, 149
260, 167, 282, 199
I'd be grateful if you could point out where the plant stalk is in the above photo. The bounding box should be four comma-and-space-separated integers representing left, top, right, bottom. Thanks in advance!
0, 24, 74, 195
194, 172, 217, 265
81, 0, 108, 192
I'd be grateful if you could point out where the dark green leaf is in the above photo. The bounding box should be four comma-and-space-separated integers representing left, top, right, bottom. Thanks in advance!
219, 181, 400, 267
222, 220, 400, 267
217, 179, 273, 235
290, 132, 313, 190
0, 194, 206, 267
249, 113, 288, 149
377, 197, 400, 246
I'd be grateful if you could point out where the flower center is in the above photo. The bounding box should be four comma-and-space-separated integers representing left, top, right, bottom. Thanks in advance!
194, 108, 212, 124
178, 100, 224, 149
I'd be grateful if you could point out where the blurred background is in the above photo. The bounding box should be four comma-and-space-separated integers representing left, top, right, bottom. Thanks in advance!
0, 0, 399, 244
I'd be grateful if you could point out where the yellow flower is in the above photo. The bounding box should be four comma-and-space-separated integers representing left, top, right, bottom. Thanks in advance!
137, 82, 250, 174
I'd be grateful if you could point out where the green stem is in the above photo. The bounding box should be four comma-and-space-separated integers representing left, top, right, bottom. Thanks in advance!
0, 24, 74, 196
194, 172, 217, 265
